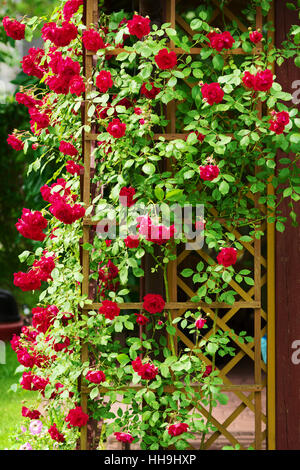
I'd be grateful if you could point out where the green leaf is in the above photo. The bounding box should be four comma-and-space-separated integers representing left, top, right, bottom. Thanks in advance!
142, 163, 155, 175
117, 354, 130, 365
219, 181, 229, 195
181, 268, 194, 277
18, 250, 30, 263
276, 221, 285, 232
190, 19, 202, 30
212, 54, 224, 71
295, 55, 300, 68
90, 387, 99, 400
165, 189, 184, 201
154, 186, 164, 200
206, 342, 218, 354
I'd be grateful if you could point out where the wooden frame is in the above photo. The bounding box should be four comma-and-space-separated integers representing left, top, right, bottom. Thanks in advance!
79, 0, 276, 450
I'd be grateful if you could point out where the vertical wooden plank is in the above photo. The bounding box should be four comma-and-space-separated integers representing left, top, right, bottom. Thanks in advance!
80, 0, 98, 451
254, 6, 263, 451
275, 0, 300, 450
266, 2, 276, 452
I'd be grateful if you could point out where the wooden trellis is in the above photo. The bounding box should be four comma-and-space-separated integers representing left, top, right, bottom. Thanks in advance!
80, 0, 276, 450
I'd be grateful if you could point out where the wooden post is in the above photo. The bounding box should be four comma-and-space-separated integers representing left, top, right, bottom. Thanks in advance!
80, 0, 98, 451
275, 0, 300, 450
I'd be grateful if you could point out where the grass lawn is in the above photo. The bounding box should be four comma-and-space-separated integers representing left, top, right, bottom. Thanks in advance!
0, 342, 38, 449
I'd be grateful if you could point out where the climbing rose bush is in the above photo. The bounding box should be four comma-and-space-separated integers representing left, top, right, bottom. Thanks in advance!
5, 0, 300, 451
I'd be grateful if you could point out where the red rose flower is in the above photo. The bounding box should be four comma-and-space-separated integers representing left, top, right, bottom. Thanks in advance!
16, 208, 47, 242
114, 432, 134, 443
119, 187, 136, 207
131, 358, 158, 380
86, 370, 106, 384
155, 48, 177, 70
22, 47, 46, 79
96, 70, 113, 92
249, 31, 263, 44
134, 313, 149, 325
13, 271, 42, 292
254, 69, 273, 92
127, 14, 150, 39
15, 92, 42, 109
217, 247, 237, 267
141, 82, 161, 99
269, 120, 285, 135
276, 111, 290, 125
53, 336, 71, 352
186, 131, 205, 143
69, 75, 85, 95
143, 294, 165, 314
48, 423, 65, 443
33, 253, 56, 282
195, 317, 206, 329
168, 423, 189, 436
242, 71, 256, 89
2, 17, 25, 40
98, 300, 120, 320
7, 134, 23, 151
107, 118, 126, 138
124, 235, 140, 248
66, 160, 84, 175
49, 199, 85, 224
65, 406, 89, 427
203, 365, 213, 377
41, 21, 78, 47
207, 31, 235, 51
63, 0, 83, 21
201, 83, 224, 105
59, 141, 78, 156
82, 29, 105, 51
22, 407, 41, 420
17, 349, 35, 368
199, 164, 220, 181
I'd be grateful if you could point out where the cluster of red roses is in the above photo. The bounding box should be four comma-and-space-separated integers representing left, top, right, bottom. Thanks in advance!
59, 140, 84, 175
41, 21, 78, 48
47, 50, 85, 96
132, 356, 159, 381
63, 0, 83, 22
41, 177, 85, 224
2, 16, 26, 40
242, 69, 274, 92
13, 252, 56, 291
269, 110, 290, 135
21, 371, 49, 393
16, 208, 48, 241
7, 91, 51, 149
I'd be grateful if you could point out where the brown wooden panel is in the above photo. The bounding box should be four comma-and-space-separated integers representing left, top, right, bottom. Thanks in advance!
275, 0, 300, 450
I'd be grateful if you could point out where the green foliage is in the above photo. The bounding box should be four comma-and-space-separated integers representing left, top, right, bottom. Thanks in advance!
5, 0, 300, 452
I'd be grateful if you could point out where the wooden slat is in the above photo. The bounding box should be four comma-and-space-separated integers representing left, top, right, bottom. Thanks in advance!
80, 0, 98, 452
82, 300, 261, 310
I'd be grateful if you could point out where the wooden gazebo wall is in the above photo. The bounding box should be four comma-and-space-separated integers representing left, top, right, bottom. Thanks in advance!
275, 0, 300, 451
